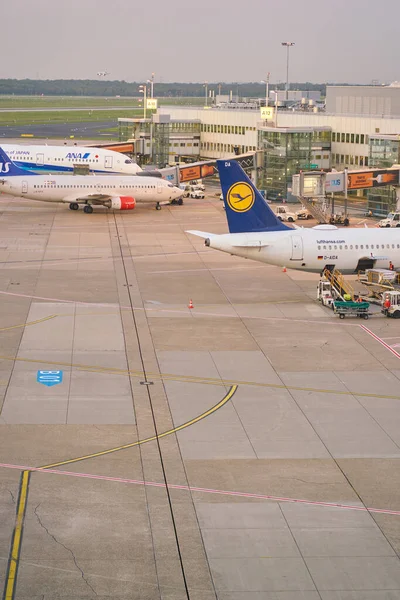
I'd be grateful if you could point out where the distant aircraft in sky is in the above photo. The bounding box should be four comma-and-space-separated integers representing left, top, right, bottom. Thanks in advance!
188, 160, 400, 274
97, 71, 110, 77
0, 147, 183, 213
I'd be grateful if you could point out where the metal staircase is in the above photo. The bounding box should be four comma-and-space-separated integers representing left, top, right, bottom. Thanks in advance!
324, 268, 355, 301
300, 196, 329, 223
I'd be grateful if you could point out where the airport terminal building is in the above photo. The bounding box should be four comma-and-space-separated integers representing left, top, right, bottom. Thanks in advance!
119, 84, 400, 210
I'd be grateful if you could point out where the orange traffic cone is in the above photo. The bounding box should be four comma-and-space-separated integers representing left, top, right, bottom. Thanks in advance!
282, 266, 287, 273
188, 299, 194, 309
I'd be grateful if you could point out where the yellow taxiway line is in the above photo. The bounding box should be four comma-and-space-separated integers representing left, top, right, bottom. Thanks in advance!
39, 384, 238, 469
0, 352, 398, 401
4, 470, 30, 600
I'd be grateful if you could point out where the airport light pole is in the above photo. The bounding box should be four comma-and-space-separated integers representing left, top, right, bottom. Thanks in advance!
281, 42, 295, 101
139, 84, 147, 119
147, 72, 155, 98
272, 90, 278, 127
204, 81, 208, 107
261, 73, 270, 107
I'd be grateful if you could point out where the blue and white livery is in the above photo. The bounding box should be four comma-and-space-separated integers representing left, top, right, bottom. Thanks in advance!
0, 146, 182, 213
1, 144, 142, 175
187, 160, 400, 274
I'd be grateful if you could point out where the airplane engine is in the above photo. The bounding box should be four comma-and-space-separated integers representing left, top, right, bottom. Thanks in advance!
107, 196, 136, 210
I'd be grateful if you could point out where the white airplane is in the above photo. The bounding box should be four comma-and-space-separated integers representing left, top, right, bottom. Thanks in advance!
97, 71, 110, 77
0, 147, 183, 213
188, 160, 400, 274
1, 144, 142, 175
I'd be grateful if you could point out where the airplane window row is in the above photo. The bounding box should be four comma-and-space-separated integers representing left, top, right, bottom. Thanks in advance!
54, 158, 100, 163
318, 244, 400, 250
33, 184, 156, 189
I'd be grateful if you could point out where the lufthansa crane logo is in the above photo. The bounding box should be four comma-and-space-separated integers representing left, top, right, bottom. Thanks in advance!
227, 182, 255, 213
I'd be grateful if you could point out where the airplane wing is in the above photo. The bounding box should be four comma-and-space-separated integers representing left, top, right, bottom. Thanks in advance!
231, 241, 270, 248
63, 193, 112, 205
186, 230, 215, 239
186, 230, 270, 248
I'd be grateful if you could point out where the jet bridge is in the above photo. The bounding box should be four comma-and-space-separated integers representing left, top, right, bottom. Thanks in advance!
292, 167, 400, 223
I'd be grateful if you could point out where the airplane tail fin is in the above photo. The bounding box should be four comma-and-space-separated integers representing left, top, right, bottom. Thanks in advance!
217, 159, 291, 234
0, 146, 36, 176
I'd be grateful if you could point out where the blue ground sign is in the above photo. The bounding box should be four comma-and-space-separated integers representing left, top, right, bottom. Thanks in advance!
37, 370, 63, 387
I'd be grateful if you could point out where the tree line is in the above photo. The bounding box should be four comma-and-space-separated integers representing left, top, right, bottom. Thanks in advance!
0, 79, 327, 97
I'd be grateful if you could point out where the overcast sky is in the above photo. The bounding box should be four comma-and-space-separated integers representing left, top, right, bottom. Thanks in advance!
3, 0, 399, 84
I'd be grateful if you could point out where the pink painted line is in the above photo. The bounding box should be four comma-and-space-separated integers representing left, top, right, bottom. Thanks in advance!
0, 461, 399, 517
0, 289, 358, 327
360, 324, 400, 360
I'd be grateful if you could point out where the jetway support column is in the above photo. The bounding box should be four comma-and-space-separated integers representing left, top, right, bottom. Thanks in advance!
396, 187, 400, 211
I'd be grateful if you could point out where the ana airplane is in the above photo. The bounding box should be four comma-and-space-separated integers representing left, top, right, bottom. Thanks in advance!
188, 160, 400, 274
1, 144, 142, 175
0, 147, 183, 213
97, 71, 110, 77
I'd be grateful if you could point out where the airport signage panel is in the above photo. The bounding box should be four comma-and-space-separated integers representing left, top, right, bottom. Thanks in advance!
260, 107, 275, 120
347, 169, 399, 190
326, 173, 345, 192
146, 99, 158, 110
37, 370, 63, 387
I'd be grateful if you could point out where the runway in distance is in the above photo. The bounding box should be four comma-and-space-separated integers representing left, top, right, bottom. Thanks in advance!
188, 160, 400, 274
1, 143, 142, 175
0, 147, 183, 213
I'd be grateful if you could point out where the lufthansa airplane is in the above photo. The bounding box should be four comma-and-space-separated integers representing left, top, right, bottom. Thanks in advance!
0, 147, 183, 213
188, 160, 400, 274
1, 144, 142, 175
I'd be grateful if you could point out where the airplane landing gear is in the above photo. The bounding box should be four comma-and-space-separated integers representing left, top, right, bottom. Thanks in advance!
83, 205, 93, 214
69, 202, 79, 211
156, 203, 161, 210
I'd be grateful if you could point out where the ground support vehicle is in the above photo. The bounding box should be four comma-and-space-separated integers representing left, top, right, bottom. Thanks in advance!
189, 190, 205, 199
296, 207, 313, 220
382, 291, 400, 318
329, 213, 350, 226
333, 301, 370, 319
378, 212, 400, 228
317, 280, 336, 307
274, 206, 297, 222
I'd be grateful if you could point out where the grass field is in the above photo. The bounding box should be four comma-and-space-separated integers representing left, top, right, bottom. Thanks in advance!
0, 108, 144, 126
0, 96, 205, 110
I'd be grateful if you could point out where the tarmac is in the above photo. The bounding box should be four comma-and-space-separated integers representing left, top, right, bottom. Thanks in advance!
0, 188, 400, 599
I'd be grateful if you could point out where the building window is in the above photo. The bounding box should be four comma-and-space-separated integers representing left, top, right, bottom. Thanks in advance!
332, 132, 336, 142
346, 133, 350, 143
351, 134, 354, 143
356, 134, 360, 143
360, 134, 365, 144
341, 133, 345, 143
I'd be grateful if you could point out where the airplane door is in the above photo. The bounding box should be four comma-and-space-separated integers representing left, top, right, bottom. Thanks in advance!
157, 181, 162, 194
291, 235, 303, 260
22, 181, 28, 194
36, 153, 44, 166
104, 156, 113, 169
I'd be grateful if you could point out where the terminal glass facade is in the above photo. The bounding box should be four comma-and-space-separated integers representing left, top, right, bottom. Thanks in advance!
257, 127, 331, 198
369, 135, 400, 168
118, 119, 201, 166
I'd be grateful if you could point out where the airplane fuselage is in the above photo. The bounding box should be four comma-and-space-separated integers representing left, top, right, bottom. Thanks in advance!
1, 144, 141, 175
0, 173, 181, 205
206, 226, 400, 273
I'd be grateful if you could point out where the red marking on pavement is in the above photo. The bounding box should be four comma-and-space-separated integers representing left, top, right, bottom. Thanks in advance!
360, 324, 400, 360
0, 290, 358, 327
0, 461, 399, 517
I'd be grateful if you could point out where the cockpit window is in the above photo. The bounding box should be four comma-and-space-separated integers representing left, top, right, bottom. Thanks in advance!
167, 183, 174, 188
124, 159, 132, 164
